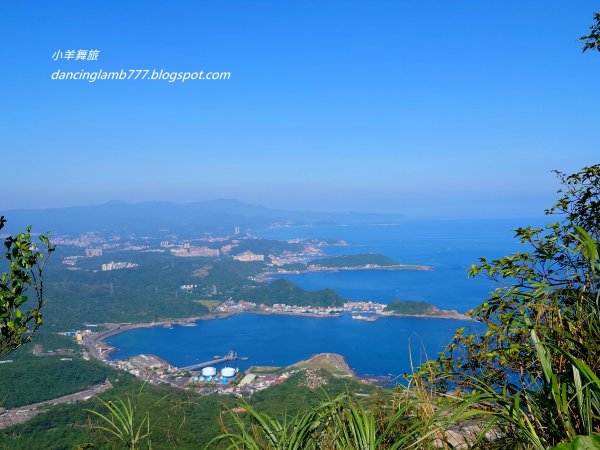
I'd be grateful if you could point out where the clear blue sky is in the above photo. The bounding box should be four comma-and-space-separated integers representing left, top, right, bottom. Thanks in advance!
1, 1, 598, 218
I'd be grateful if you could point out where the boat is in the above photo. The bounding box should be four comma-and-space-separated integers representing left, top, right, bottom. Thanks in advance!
352, 315, 377, 322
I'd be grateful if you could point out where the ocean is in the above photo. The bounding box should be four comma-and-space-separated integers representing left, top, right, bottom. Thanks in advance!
106, 218, 533, 380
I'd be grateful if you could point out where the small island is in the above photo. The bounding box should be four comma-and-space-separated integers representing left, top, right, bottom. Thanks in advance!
382, 300, 470, 320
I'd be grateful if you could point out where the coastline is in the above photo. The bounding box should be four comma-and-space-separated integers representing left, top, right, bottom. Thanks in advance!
91, 312, 233, 342
257, 264, 433, 282
87, 313, 234, 360
88, 309, 473, 364
246, 310, 341, 319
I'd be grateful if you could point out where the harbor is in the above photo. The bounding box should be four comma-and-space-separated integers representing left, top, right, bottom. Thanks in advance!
180, 350, 238, 371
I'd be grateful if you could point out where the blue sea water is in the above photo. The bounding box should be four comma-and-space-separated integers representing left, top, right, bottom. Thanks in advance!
255, 219, 527, 311
107, 219, 534, 379
107, 314, 481, 379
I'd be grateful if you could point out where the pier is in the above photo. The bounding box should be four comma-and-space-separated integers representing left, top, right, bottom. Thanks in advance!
180, 351, 237, 371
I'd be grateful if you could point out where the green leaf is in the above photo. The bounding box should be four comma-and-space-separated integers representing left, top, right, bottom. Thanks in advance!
550, 435, 600, 450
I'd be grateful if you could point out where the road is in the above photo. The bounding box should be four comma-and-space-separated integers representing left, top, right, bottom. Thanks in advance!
0, 379, 113, 429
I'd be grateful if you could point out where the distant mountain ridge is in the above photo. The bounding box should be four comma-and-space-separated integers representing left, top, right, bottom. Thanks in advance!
0, 199, 404, 235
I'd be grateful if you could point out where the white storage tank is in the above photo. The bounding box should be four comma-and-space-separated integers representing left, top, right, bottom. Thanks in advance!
202, 366, 217, 377
221, 367, 236, 378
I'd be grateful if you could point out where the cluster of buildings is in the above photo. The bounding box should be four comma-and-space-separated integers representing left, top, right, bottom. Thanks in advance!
87, 337, 297, 395
70, 323, 333, 400
101, 261, 139, 271
266, 303, 342, 316
62, 255, 85, 266
220, 244, 236, 254
193, 370, 296, 397
233, 251, 264, 262
171, 244, 220, 257
122, 244, 149, 251
180, 284, 199, 291
268, 246, 323, 267
106, 354, 193, 387
190, 366, 238, 384
343, 301, 386, 313
85, 248, 103, 257
215, 300, 258, 313
300, 369, 327, 389
50, 232, 104, 247
59, 329, 86, 341
215, 300, 342, 317
215, 300, 387, 318
268, 251, 307, 266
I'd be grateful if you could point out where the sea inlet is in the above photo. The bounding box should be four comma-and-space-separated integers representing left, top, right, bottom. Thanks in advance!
106, 313, 482, 382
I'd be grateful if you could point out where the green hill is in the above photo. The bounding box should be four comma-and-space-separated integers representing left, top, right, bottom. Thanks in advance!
234, 279, 346, 307
309, 253, 398, 268
383, 300, 435, 315
0, 365, 371, 449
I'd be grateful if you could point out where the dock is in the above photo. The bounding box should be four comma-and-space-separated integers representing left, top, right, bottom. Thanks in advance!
180, 351, 237, 371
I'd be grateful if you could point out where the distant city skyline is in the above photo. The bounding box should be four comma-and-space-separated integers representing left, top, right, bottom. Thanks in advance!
1, 1, 598, 218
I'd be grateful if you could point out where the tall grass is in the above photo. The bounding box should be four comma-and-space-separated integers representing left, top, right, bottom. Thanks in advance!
209, 388, 488, 450
87, 384, 168, 450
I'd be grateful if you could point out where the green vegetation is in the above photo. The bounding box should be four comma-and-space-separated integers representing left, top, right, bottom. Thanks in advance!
292, 353, 354, 377
0, 377, 230, 450
4, 165, 598, 450
247, 366, 282, 374
37, 251, 266, 330
87, 386, 157, 450
580, 12, 600, 52
234, 279, 346, 307
383, 300, 435, 315
241, 370, 373, 419
0, 333, 113, 409
203, 164, 600, 449
43, 282, 209, 330
0, 216, 54, 358
309, 253, 398, 268
231, 239, 302, 256
2, 165, 598, 449
193, 299, 221, 309
3, 12, 600, 448
198, 259, 264, 293
414, 165, 600, 448
0, 369, 372, 449
212, 387, 476, 450
277, 262, 307, 271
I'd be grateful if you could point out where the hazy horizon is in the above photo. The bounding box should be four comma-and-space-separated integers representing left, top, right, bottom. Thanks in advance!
0, 195, 553, 222
1, 1, 598, 219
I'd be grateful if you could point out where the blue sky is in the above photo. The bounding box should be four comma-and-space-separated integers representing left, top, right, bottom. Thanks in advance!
0, 1, 598, 218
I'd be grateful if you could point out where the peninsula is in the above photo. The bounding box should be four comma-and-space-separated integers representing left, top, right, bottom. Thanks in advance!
260, 253, 432, 280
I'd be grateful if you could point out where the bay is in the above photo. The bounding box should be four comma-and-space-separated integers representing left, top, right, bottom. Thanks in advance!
106, 313, 482, 380
107, 218, 532, 379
